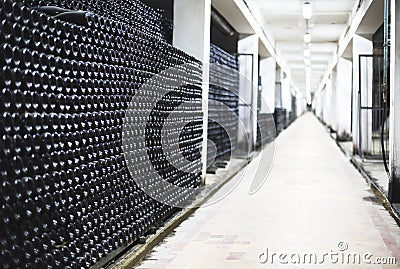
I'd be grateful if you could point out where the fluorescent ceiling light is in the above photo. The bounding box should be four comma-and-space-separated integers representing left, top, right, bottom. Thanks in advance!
303, 1, 312, 20
304, 58, 311, 65
304, 32, 312, 43
304, 49, 311, 57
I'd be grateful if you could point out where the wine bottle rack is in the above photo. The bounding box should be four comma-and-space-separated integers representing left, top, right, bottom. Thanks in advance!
207, 44, 239, 168
17, 0, 170, 41
256, 113, 275, 149
0, 0, 203, 268
274, 107, 287, 135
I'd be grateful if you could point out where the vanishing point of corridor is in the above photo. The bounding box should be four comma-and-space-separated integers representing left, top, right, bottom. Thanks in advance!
136, 113, 400, 269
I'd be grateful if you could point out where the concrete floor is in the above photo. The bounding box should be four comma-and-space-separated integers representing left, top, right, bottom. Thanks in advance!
136, 113, 400, 269
338, 140, 390, 196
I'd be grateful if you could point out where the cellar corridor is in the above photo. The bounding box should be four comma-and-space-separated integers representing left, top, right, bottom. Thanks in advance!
136, 113, 400, 269
3, 0, 400, 268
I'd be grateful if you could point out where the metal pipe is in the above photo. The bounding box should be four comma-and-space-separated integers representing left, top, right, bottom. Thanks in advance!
382, 0, 390, 175
211, 8, 236, 36
383, 0, 390, 102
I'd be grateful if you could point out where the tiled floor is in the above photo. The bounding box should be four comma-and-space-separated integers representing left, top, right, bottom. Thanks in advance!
136, 113, 400, 269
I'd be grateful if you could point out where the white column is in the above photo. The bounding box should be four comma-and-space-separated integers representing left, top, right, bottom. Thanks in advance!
331, 71, 338, 131
324, 76, 333, 127
173, 0, 211, 183
335, 57, 353, 139
313, 91, 323, 119
297, 93, 306, 117
259, 57, 276, 114
237, 35, 259, 153
173, 0, 211, 61
275, 69, 282, 108
281, 77, 292, 113
352, 34, 373, 156
318, 91, 324, 119
322, 86, 328, 123
389, 0, 400, 202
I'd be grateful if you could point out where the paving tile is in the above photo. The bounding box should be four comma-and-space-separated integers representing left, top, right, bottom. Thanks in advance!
226, 251, 246, 260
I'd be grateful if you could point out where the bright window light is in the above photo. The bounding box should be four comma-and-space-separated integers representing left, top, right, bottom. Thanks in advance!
304, 32, 312, 43
303, 1, 312, 20
304, 49, 311, 57
305, 66, 311, 73
304, 58, 311, 65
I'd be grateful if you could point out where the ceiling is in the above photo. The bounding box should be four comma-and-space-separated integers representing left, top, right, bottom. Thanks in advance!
247, 0, 359, 93
356, 0, 384, 40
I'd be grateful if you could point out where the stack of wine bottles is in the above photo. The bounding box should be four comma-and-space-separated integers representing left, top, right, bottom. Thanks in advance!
207, 44, 239, 168
274, 107, 288, 135
18, 0, 171, 42
289, 95, 297, 125
0, 0, 203, 268
256, 113, 275, 149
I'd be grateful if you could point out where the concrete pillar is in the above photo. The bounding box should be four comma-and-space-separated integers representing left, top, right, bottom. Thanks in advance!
335, 57, 353, 139
173, 0, 211, 183
322, 85, 328, 124
331, 71, 338, 131
296, 93, 306, 117
352, 34, 373, 156
313, 90, 323, 119
318, 91, 324, 120
237, 35, 259, 153
320, 87, 326, 122
275, 68, 282, 108
389, 0, 400, 202
259, 57, 276, 114
281, 77, 292, 113
324, 76, 333, 127
282, 77, 292, 122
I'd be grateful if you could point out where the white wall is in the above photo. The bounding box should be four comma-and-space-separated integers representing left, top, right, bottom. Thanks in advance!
275, 68, 282, 107
323, 77, 333, 126
316, 89, 326, 121
335, 57, 353, 138
259, 57, 276, 114
322, 84, 329, 124
352, 34, 373, 154
173, 0, 211, 61
238, 35, 259, 152
281, 77, 292, 113
389, 0, 400, 201
173, 0, 211, 181
330, 71, 338, 130
297, 94, 306, 117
